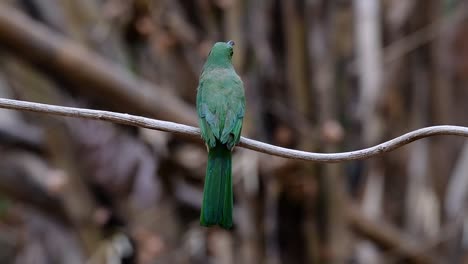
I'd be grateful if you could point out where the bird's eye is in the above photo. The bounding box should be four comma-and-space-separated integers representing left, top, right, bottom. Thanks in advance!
230, 50, 233, 57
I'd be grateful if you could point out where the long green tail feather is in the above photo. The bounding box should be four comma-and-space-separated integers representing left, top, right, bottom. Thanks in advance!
200, 143, 233, 229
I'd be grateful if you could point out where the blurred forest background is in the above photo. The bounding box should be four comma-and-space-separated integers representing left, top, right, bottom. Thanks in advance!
0, 0, 467, 263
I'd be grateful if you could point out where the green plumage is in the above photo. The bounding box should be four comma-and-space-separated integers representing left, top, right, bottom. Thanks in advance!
197, 41, 245, 229
200, 143, 232, 228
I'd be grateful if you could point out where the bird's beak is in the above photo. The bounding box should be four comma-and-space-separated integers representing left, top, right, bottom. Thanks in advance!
227, 40, 235, 46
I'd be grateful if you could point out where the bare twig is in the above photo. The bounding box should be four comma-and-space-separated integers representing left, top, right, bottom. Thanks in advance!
0, 4, 197, 126
0, 98, 467, 163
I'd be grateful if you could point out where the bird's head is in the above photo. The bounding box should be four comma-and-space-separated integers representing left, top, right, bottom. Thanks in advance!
204, 40, 235, 69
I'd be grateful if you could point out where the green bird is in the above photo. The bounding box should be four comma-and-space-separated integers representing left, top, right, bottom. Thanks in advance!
197, 40, 245, 229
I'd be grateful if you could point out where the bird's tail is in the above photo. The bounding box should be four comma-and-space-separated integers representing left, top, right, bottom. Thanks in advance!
200, 143, 233, 229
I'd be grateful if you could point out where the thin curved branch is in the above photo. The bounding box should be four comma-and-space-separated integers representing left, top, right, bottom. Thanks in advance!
0, 98, 467, 163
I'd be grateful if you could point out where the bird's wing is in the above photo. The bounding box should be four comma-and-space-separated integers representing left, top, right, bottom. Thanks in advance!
197, 72, 245, 149
220, 77, 245, 149
197, 81, 218, 148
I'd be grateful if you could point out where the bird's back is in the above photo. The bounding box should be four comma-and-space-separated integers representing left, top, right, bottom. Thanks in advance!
197, 68, 245, 148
